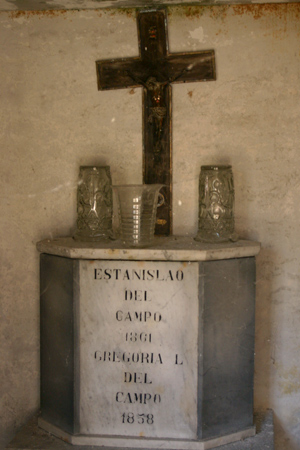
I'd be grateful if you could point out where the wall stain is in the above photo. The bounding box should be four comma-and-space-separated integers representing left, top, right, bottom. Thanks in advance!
232, 3, 297, 20
107, 7, 135, 18
9, 9, 68, 19
169, 5, 227, 20
8, 7, 136, 20
279, 366, 300, 395
169, 3, 300, 21
8, 3, 300, 21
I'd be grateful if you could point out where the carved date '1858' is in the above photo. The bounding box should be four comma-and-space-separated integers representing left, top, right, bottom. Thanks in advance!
122, 413, 154, 425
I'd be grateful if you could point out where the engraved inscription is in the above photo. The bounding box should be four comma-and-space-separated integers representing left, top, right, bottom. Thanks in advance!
79, 260, 198, 439
94, 268, 184, 281
116, 310, 162, 322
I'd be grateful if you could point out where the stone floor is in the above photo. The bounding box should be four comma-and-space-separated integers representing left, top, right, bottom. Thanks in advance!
7, 410, 274, 450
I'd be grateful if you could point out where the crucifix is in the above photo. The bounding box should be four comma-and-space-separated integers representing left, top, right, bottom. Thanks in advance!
96, 9, 216, 236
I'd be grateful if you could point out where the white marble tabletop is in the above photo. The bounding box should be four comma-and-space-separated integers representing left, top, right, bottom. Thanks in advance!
36, 236, 260, 261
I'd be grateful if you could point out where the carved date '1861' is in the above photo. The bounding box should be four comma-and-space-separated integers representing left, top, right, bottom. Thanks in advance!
125, 332, 152, 343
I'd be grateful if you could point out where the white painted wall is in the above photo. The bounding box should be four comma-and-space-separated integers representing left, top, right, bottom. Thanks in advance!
0, 5, 300, 449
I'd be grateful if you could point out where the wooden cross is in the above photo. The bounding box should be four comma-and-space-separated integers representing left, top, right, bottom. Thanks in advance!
96, 9, 216, 236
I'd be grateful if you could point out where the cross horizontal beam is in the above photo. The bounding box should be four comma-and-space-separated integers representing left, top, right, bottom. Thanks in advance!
97, 52, 216, 90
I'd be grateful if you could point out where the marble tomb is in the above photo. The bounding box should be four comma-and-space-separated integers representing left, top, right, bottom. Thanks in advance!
37, 236, 260, 449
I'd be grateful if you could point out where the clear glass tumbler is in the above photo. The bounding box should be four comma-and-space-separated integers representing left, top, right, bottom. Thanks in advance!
113, 184, 164, 247
195, 165, 238, 243
74, 166, 113, 241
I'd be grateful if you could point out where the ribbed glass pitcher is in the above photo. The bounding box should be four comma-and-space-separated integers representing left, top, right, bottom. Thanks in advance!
113, 184, 164, 247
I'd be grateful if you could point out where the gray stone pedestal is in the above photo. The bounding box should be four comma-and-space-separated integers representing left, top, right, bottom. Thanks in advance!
6, 411, 274, 450
35, 237, 260, 449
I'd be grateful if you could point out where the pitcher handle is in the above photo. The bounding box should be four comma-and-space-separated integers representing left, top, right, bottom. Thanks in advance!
157, 192, 165, 208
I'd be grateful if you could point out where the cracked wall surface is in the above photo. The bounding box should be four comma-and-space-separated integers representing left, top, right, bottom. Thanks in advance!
0, 4, 300, 449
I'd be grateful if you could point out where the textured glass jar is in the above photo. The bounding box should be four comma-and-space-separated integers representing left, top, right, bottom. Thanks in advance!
195, 165, 238, 243
74, 166, 113, 241
113, 184, 164, 247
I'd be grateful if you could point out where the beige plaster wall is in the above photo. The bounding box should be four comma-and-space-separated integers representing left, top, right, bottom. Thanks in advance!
0, 4, 299, 449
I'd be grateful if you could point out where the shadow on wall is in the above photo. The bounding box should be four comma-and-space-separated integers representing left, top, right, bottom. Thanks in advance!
255, 247, 298, 450
273, 411, 300, 450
